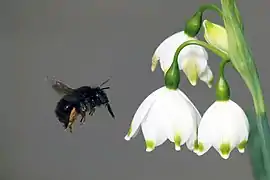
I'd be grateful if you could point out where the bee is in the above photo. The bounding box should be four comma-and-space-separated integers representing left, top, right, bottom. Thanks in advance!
46, 76, 115, 133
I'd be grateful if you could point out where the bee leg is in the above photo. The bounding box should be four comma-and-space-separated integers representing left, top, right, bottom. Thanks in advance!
89, 108, 96, 116
106, 103, 115, 118
67, 107, 78, 133
80, 112, 86, 125
68, 125, 73, 133
67, 120, 75, 133
63, 123, 70, 132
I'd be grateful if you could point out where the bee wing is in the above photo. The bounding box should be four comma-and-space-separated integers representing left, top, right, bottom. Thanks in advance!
45, 76, 74, 95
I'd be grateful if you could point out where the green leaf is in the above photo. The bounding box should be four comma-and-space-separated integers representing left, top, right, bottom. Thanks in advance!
246, 110, 270, 180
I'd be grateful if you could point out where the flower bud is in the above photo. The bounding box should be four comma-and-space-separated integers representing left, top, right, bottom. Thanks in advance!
184, 11, 203, 37
203, 20, 228, 53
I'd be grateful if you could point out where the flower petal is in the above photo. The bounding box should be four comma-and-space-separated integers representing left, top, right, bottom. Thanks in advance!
181, 58, 199, 86
162, 89, 196, 150
178, 45, 208, 72
195, 141, 212, 156
198, 65, 214, 88
186, 129, 198, 151
152, 31, 195, 72
178, 45, 208, 86
124, 87, 166, 140
237, 139, 248, 153
176, 90, 201, 151
177, 90, 202, 125
141, 100, 169, 152
196, 103, 218, 156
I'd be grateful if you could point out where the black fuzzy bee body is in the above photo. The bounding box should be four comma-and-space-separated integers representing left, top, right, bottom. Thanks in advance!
47, 77, 114, 132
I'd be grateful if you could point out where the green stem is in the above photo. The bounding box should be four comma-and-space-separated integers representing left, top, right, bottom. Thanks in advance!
172, 40, 229, 64
216, 59, 231, 101
165, 35, 228, 90
221, 0, 270, 180
218, 59, 230, 78
199, 4, 223, 18
220, 0, 265, 114
166, 39, 228, 89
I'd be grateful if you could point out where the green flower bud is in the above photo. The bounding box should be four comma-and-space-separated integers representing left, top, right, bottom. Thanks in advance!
184, 11, 203, 37
203, 20, 228, 54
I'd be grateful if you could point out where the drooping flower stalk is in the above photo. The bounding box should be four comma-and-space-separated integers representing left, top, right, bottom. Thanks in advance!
215, 59, 230, 101
164, 39, 228, 72
152, 31, 213, 87
220, 0, 270, 180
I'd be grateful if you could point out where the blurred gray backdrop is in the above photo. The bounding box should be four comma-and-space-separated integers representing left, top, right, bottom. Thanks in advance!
1, 0, 269, 180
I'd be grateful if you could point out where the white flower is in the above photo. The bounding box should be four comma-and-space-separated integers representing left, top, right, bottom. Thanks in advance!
124, 86, 201, 152
202, 20, 228, 54
151, 31, 213, 88
196, 99, 249, 159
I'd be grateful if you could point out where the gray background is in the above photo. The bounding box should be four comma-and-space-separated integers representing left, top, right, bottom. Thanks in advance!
1, 0, 269, 179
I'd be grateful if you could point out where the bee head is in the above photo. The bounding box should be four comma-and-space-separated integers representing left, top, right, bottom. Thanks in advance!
54, 94, 80, 128
93, 87, 109, 105
92, 77, 111, 104
94, 86, 115, 118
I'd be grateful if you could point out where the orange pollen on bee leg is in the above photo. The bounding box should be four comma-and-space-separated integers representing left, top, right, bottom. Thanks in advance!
69, 107, 78, 126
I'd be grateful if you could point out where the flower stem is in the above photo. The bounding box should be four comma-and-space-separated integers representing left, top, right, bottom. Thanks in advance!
221, 0, 270, 179
219, 59, 230, 78
198, 4, 223, 18
167, 39, 227, 89
172, 40, 229, 65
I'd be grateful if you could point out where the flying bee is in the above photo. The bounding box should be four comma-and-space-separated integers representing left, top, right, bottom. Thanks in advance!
46, 76, 115, 133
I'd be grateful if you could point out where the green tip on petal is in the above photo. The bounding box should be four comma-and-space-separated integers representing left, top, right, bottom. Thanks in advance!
207, 76, 214, 88
174, 134, 182, 151
145, 140, 155, 152
193, 139, 199, 151
183, 60, 198, 86
198, 142, 204, 152
127, 126, 132, 136
124, 121, 133, 141
151, 55, 159, 72
219, 143, 231, 159
195, 142, 205, 156
237, 140, 247, 153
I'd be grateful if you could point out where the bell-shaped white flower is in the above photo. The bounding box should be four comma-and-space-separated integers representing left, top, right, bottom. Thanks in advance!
151, 31, 213, 88
124, 86, 201, 152
202, 20, 228, 54
196, 100, 249, 159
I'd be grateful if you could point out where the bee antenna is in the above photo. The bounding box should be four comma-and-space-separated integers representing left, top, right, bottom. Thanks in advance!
101, 86, 110, 90
99, 77, 111, 87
